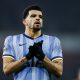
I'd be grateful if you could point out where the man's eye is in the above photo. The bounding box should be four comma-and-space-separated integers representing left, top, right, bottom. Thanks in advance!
31, 15, 36, 17
39, 15, 42, 18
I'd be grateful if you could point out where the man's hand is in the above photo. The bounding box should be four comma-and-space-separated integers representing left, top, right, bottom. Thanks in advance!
33, 41, 45, 61
26, 41, 45, 61
25, 46, 34, 60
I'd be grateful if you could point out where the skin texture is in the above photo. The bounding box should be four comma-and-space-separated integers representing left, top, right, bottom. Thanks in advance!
3, 10, 63, 78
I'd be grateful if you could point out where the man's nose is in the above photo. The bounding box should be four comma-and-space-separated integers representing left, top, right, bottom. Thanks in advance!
36, 18, 40, 21
36, 16, 40, 21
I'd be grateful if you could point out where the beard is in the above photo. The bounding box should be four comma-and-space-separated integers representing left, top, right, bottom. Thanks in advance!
32, 24, 42, 32
33, 26, 41, 32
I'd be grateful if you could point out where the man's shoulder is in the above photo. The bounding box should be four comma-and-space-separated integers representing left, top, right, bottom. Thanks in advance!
43, 34, 60, 42
6, 33, 23, 38
43, 34, 57, 39
5, 33, 23, 41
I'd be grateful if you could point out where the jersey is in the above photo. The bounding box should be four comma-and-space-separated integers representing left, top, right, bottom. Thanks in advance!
3, 33, 63, 80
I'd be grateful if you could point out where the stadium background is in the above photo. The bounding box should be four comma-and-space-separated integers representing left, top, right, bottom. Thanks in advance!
0, 0, 80, 80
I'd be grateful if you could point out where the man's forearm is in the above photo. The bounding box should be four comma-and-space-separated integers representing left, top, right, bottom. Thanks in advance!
3, 57, 28, 75
42, 56, 63, 77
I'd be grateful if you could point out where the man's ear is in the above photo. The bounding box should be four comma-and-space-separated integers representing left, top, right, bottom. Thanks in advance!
22, 19, 26, 25
22, 19, 28, 26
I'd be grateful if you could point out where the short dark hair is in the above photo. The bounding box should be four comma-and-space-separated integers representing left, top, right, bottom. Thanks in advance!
23, 5, 42, 19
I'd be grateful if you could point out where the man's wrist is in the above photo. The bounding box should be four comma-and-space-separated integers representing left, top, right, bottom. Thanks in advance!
40, 53, 45, 61
20, 57, 28, 64
25, 52, 32, 60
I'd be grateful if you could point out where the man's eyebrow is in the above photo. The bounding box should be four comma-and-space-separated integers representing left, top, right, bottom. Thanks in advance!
31, 14, 36, 15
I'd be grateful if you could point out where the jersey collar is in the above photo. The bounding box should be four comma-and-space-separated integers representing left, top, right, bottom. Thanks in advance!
23, 33, 43, 40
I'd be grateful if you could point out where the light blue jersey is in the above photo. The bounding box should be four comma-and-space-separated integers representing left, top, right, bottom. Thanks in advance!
3, 33, 63, 80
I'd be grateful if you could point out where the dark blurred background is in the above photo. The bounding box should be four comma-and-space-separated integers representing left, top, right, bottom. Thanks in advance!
0, 0, 80, 80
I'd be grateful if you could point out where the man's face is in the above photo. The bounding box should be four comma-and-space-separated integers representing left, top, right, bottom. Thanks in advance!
23, 10, 43, 31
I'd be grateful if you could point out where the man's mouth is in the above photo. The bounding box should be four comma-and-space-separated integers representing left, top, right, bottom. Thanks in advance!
34, 22, 40, 24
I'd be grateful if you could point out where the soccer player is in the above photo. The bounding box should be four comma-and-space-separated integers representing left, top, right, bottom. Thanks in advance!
3, 5, 63, 80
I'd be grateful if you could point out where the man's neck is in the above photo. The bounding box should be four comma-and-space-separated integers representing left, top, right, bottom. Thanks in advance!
25, 28, 41, 38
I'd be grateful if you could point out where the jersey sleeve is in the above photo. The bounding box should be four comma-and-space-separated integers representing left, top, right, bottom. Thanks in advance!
51, 37, 63, 61
3, 36, 15, 60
